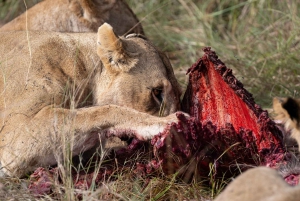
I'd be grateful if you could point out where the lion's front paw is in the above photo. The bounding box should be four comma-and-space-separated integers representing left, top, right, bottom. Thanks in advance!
135, 111, 190, 141
166, 111, 190, 124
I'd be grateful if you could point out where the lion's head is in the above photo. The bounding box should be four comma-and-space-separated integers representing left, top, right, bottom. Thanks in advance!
94, 23, 181, 116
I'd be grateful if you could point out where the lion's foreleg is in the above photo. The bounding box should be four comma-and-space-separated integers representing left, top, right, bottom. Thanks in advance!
1, 104, 179, 177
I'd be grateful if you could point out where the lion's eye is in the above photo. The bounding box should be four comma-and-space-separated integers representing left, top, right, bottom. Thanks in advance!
153, 89, 161, 96
152, 88, 163, 103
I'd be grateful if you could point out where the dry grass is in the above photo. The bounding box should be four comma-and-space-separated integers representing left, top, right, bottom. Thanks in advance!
0, 0, 41, 23
0, 177, 36, 200
127, 0, 300, 107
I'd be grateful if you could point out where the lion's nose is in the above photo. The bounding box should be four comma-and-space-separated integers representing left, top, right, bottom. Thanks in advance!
163, 98, 180, 116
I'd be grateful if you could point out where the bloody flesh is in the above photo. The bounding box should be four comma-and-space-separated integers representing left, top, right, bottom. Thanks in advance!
153, 47, 287, 178
182, 47, 285, 161
191, 56, 260, 134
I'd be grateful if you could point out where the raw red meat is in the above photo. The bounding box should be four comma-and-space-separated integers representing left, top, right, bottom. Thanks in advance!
152, 47, 287, 180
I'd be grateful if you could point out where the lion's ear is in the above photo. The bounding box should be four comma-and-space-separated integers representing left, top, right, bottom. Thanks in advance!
97, 23, 137, 73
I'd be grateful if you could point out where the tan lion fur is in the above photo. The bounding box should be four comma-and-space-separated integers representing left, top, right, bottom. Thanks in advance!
0, 0, 144, 36
214, 167, 300, 201
0, 23, 183, 177
273, 97, 300, 151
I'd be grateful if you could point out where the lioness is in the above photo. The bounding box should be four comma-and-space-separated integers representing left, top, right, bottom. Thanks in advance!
273, 97, 300, 151
0, 23, 183, 177
0, 0, 144, 35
